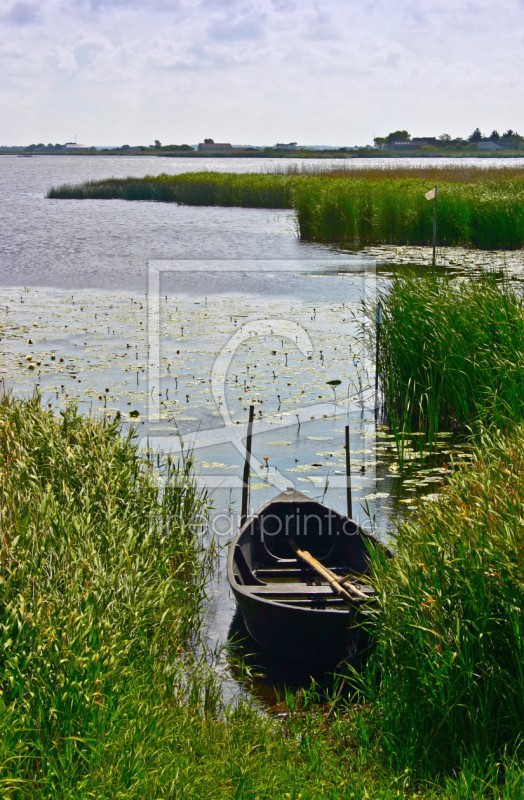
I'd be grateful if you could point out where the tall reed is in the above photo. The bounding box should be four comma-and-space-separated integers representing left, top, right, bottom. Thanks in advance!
48, 169, 524, 250
293, 177, 524, 249
275, 162, 524, 183
375, 272, 524, 441
356, 425, 524, 775
0, 392, 208, 793
48, 172, 294, 209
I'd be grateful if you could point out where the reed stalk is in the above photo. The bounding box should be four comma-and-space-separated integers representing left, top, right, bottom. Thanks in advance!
373, 272, 524, 453
355, 425, 524, 775
48, 169, 524, 250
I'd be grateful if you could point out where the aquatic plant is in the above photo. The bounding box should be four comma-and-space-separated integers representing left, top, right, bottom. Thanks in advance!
0, 392, 209, 793
357, 425, 524, 775
293, 176, 524, 249
48, 168, 524, 250
275, 162, 524, 183
374, 272, 524, 441
48, 172, 294, 209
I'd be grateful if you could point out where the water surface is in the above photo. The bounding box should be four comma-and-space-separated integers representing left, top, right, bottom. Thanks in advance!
1, 154, 483, 705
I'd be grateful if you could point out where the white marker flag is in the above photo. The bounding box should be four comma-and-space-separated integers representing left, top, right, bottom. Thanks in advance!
425, 188, 436, 200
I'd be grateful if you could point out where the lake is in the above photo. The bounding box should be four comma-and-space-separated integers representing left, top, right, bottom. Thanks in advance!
2, 154, 496, 702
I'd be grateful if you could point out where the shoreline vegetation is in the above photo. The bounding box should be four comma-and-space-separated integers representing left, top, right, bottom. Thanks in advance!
361, 424, 524, 778
375, 272, 524, 451
352, 270, 524, 785
3, 393, 524, 799
5, 399, 524, 796
48, 165, 524, 249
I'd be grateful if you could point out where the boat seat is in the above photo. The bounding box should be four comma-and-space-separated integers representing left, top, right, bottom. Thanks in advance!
244, 582, 372, 597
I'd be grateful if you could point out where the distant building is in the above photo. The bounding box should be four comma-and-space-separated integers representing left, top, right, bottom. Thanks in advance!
478, 141, 505, 151
64, 142, 87, 149
197, 142, 232, 151
412, 137, 441, 148
274, 142, 297, 150
388, 138, 441, 151
387, 141, 417, 150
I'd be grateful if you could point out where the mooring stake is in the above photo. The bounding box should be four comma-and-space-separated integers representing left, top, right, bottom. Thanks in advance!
375, 302, 381, 420
345, 424, 352, 521
241, 405, 255, 527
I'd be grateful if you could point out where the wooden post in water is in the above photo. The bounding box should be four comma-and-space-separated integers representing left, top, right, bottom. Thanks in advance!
375, 302, 381, 420
432, 185, 438, 267
345, 424, 352, 521
241, 405, 255, 527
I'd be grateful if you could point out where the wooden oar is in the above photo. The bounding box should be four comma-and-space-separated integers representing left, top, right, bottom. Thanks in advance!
289, 541, 365, 603
335, 573, 368, 596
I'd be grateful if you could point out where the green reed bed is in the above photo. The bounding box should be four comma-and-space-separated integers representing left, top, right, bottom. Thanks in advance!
356, 425, 524, 778
47, 172, 294, 209
4, 401, 524, 795
48, 167, 524, 250
375, 273, 524, 446
277, 163, 524, 182
294, 177, 524, 249
0, 392, 209, 795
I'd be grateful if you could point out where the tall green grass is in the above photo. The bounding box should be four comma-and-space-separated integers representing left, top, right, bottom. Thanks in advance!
294, 177, 524, 249
48, 168, 524, 249
0, 392, 209, 795
47, 172, 294, 209
375, 273, 524, 442
356, 425, 524, 775
275, 163, 524, 182
4, 399, 524, 795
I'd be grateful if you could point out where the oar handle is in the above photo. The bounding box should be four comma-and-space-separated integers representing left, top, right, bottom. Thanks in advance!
289, 540, 368, 600
290, 541, 355, 603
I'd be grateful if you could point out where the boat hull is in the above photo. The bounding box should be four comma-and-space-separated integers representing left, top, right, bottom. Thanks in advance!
227, 489, 389, 665
231, 584, 367, 665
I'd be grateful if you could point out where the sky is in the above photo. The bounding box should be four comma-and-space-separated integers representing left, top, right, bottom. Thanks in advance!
1, 0, 523, 147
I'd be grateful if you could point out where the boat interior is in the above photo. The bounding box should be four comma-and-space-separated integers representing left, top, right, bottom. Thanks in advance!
231, 493, 376, 609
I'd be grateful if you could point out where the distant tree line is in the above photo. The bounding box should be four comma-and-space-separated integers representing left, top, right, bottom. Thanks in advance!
373, 129, 524, 151
23, 141, 194, 153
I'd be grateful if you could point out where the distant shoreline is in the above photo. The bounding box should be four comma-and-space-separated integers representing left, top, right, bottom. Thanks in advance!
4, 150, 524, 159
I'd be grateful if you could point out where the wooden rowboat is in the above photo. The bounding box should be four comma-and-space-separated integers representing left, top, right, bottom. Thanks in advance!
227, 488, 391, 665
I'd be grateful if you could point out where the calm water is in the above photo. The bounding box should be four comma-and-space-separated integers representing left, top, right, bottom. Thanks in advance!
2, 155, 484, 702
3, 153, 523, 291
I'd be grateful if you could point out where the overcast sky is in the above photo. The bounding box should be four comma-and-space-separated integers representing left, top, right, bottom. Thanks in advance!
1, 0, 523, 146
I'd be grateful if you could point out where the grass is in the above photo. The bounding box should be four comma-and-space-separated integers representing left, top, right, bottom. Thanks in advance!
47, 172, 294, 209
4, 396, 524, 795
356, 424, 524, 778
0, 392, 210, 795
293, 175, 524, 249
48, 166, 524, 250
373, 272, 524, 449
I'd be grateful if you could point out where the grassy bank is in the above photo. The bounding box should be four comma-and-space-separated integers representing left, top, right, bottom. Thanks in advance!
357, 424, 524, 780
48, 166, 524, 249
0, 393, 210, 795
4, 399, 524, 795
375, 273, 524, 444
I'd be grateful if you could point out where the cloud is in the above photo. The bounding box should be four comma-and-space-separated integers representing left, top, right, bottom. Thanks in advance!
302, 10, 339, 41
207, 10, 266, 41
0, 0, 523, 144
3, 1, 39, 25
